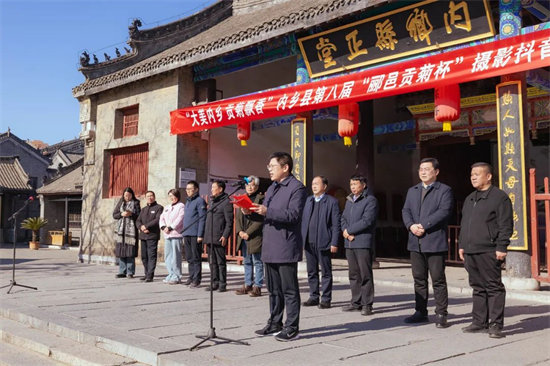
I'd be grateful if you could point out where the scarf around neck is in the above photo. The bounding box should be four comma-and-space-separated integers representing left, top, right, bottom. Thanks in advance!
115, 199, 138, 246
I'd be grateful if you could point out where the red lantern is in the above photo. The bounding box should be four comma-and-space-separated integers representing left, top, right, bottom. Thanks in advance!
237, 121, 251, 146
338, 103, 359, 147
434, 85, 460, 132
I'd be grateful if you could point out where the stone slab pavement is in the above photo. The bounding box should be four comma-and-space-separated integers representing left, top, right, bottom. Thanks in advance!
0, 246, 549, 366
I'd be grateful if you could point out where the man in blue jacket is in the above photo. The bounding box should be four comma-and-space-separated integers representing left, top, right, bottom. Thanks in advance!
250, 152, 307, 342
182, 180, 207, 288
341, 173, 378, 316
301, 176, 341, 309
402, 158, 453, 328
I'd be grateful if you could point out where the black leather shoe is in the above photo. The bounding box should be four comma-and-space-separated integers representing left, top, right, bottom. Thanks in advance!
318, 301, 331, 309
139, 276, 147, 281
462, 323, 489, 333
184, 278, 193, 286
302, 298, 320, 307
488, 324, 505, 338
144, 278, 153, 283
435, 314, 448, 328
404, 311, 429, 324
341, 304, 361, 312
205, 285, 219, 291
361, 306, 374, 316
217, 286, 227, 293
115, 274, 126, 278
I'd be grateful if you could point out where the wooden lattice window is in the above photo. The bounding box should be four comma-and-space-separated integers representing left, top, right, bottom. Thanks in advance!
122, 106, 139, 137
108, 144, 149, 198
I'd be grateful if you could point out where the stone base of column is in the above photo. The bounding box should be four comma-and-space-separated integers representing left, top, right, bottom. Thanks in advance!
502, 276, 540, 291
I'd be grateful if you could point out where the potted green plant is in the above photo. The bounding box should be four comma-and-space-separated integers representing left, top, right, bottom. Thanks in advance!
21, 217, 48, 250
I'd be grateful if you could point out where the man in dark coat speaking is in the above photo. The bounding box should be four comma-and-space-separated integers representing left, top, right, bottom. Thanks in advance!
402, 157, 453, 328
249, 152, 307, 342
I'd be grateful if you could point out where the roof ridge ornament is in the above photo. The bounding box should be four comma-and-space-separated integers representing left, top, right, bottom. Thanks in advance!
129, 19, 142, 38
80, 51, 90, 67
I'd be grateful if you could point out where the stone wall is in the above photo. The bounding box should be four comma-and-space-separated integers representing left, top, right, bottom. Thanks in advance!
79, 69, 192, 264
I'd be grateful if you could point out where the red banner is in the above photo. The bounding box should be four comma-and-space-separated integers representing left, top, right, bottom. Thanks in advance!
170, 30, 550, 135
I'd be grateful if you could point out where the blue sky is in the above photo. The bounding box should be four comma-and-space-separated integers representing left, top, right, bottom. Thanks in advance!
0, 0, 214, 145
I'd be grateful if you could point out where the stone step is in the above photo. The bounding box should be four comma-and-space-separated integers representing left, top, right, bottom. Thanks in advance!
0, 340, 66, 366
0, 317, 144, 366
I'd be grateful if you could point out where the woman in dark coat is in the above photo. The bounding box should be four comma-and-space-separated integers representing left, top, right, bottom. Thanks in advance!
113, 187, 141, 278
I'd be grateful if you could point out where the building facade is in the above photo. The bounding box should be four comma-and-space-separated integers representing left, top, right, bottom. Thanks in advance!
74, 0, 549, 287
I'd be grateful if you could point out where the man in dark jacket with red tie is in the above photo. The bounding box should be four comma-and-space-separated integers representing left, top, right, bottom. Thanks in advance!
301, 176, 341, 309
249, 152, 307, 342
402, 158, 453, 328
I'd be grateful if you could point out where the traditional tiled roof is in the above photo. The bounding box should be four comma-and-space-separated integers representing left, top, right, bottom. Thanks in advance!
0, 131, 51, 164
37, 158, 83, 195
41, 138, 84, 156
73, 0, 384, 97
0, 157, 32, 192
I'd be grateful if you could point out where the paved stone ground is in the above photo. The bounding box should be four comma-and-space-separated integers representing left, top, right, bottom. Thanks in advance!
1, 246, 549, 366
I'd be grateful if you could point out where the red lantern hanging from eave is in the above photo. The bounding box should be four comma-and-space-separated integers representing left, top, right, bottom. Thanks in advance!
434, 84, 461, 132
338, 102, 359, 147
237, 121, 251, 146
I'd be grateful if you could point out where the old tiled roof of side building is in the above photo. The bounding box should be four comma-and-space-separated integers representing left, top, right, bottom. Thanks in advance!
73, 0, 384, 97
37, 158, 83, 195
0, 131, 51, 163
40, 138, 84, 156
0, 156, 33, 192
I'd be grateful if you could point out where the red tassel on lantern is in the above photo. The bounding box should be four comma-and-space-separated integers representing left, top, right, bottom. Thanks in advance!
338, 103, 359, 147
434, 85, 460, 132
237, 121, 251, 146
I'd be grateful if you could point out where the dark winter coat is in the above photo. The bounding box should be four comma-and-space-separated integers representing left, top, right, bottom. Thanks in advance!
301, 194, 341, 251
256, 175, 307, 263
402, 181, 454, 253
204, 193, 234, 246
113, 199, 141, 258
341, 189, 378, 249
136, 202, 163, 241
459, 185, 514, 254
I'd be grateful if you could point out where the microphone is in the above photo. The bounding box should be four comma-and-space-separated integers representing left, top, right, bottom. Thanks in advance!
230, 177, 251, 187
24, 196, 35, 204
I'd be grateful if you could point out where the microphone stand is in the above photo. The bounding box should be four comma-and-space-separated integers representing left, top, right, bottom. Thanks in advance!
1, 199, 38, 294
186, 183, 250, 351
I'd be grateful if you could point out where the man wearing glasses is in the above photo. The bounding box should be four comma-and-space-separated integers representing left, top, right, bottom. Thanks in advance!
183, 181, 207, 288
248, 152, 307, 342
402, 158, 453, 328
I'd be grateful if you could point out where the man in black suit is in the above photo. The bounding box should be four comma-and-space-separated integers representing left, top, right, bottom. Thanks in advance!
402, 157, 453, 328
301, 176, 341, 309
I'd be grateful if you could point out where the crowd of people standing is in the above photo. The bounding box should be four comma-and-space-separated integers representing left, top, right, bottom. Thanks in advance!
113, 152, 513, 342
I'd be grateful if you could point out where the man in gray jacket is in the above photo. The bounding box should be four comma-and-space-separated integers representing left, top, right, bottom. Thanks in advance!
341, 174, 378, 316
